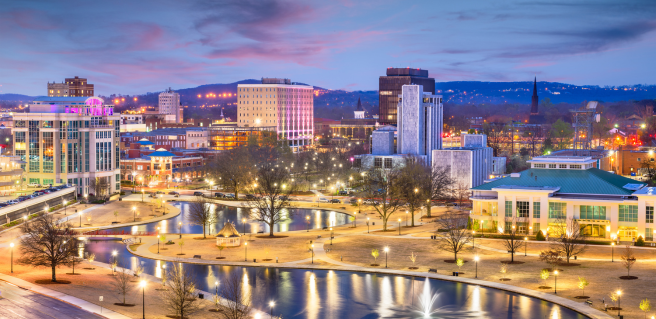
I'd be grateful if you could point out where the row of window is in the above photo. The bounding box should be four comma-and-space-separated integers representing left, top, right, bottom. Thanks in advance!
533, 163, 587, 169
503, 202, 652, 223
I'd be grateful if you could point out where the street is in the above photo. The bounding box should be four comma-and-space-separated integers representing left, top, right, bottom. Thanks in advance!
0, 280, 102, 319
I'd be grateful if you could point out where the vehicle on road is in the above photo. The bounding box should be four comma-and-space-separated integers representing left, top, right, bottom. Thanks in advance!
168, 191, 180, 197
278, 195, 289, 201
225, 193, 235, 199
193, 191, 204, 196
317, 198, 329, 203
214, 192, 225, 198
27, 183, 41, 188
329, 199, 341, 203
349, 198, 358, 204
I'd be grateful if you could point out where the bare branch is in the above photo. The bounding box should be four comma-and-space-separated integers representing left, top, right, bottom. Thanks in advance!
435, 210, 471, 261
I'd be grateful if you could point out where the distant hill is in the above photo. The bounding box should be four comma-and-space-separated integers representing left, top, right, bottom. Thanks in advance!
0, 93, 35, 102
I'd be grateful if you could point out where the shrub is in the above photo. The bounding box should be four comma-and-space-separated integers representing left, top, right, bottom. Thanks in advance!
636, 236, 645, 246
535, 230, 546, 241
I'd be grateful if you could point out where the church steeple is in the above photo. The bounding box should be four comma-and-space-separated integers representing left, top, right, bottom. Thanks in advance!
354, 96, 365, 119
530, 77, 539, 115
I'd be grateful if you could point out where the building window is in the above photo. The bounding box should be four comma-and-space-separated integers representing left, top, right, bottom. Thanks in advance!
374, 158, 382, 168
580, 205, 607, 220
647, 206, 654, 224
548, 164, 556, 168
570, 164, 582, 169
533, 202, 540, 218
559, 164, 567, 169
516, 201, 529, 218
504, 221, 513, 234
384, 158, 393, 168
534, 164, 546, 168
505, 201, 512, 217
581, 224, 606, 237
533, 222, 540, 233
647, 228, 654, 241
619, 205, 638, 222
548, 202, 566, 219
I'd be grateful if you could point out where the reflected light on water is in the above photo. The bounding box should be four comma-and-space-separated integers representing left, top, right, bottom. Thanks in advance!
242, 270, 252, 305
329, 211, 336, 227
326, 270, 340, 318
379, 276, 393, 317
306, 272, 319, 319
394, 276, 406, 306
131, 225, 138, 235
155, 260, 162, 278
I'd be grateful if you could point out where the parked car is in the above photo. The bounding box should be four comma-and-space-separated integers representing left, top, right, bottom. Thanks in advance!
193, 191, 204, 196
155, 191, 165, 194
329, 199, 341, 204
169, 191, 180, 197
245, 194, 256, 200
149, 192, 157, 198
338, 190, 349, 195
278, 195, 289, 201
214, 192, 225, 198
224, 193, 235, 199
27, 183, 41, 188
349, 198, 358, 204
317, 198, 329, 203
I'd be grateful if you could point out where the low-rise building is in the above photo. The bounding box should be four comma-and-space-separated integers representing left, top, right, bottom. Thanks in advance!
0, 156, 24, 195
469, 155, 654, 242
432, 134, 493, 188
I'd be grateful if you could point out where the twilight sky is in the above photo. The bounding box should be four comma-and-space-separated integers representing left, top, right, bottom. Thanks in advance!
1, 0, 656, 95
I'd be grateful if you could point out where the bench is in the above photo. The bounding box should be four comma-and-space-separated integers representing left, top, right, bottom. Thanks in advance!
585, 300, 592, 306
317, 235, 322, 239
193, 255, 201, 259
428, 269, 437, 273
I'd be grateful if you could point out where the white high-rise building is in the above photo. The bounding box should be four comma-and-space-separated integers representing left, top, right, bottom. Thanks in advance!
13, 96, 121, 196
158, 88, 182, 123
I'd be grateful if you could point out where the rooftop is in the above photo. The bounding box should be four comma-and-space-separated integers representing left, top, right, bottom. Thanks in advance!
146, 148, 176, 157
472, 168, 645, 196
33, 96, 89, 102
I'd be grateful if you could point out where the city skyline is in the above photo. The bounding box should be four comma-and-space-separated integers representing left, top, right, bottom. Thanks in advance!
1, 0, 656, 95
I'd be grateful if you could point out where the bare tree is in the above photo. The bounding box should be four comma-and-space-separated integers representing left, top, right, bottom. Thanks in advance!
160, 261, 199, 318
362, 166, 404, 231
397, 158, 431, 226
426, 165, 455, 217
549, 218, 587, 263
68, 256, 83, 274
211, 147, 254, 200
621, 245, 637, 278
435, 210, 471, 261
452, 181, 471, 207
247, 163, 296, 237
17, 214, 78, 282
502, 221, 525, 263
187, 197, 216, 238
112, 268, 133, 305
539, 249, 563, 271
217, 271, 253, 319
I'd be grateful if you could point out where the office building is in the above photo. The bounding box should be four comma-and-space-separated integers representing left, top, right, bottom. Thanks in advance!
237, 78, 313, 151
379, 68, 435, 125
12, 96, 120, 196
355, 84, 442, 168
0, 156, 24, 194
469, 155, 655, 242
432, 134, 493, 189
47, 76, 94, 97
330, 97, 379, 141
158, 88, 183, 123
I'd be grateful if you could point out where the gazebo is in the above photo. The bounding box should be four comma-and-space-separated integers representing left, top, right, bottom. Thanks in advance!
215, 222, 242, 247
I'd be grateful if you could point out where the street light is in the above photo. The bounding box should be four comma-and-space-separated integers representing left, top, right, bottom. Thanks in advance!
111, 250, 118, 275
474, 255, 479, 278
84, 194, 88, 204
269, 301, 275, 319
80, 212, 83, 227
524, 237, 528, 256
384, 246, 389, 268
178, 222, 182, 239
140, 280, 146, 319
311, 244, 314, 264
133, 206, 137, 222
157, 227, 160, 253
398, 218, 402, 236
353, 211, 357, 228
306, 215, 310, 232
63, 200, 68, 215
367, 217, 370, 233
611, 242, 615, 262
215, 281, 219, 295
10, 242, 14, 273
553, 270, 558, 294
132, 172, 137, 192
617, 290, 622, 317
244, 242, 248, 261
242, 218, 247, 234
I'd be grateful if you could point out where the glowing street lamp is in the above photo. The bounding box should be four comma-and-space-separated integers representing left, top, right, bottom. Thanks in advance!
553, 270, 559, 294
63, 200, 68, 215
474, 255, 479, 278
311, 244, 314, 264
524, 237, 528, 256
178, 222, 182, 239
367, 217, 370, 233
611, 242, 615, 262
305, 215, 310, 232
244, 242, 248, 261
140, 280, 147, 319
269, 301, 275, 319
133, 206, 137, 222
398, 218, 402, 236
242, 218, 247, 234
617, 290, 622, 317
384, 246, 389, 268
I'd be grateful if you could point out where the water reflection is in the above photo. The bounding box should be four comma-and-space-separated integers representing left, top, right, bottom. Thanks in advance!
110, 202, 350, 235
83, 240, 587, 319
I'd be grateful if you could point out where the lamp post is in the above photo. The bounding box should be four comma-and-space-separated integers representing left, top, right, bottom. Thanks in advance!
358, 199, 362, 215
133, 206, 137, 222
157, 227, 160, 254
244, 242, 248, 261
405, 211, 408, 226
398, 218, 402, 236
306, 215, 310, 232
524, 237, 528, 256
84, 194, 88, 204
80, 212, 83, 227
311, 244, 314, 264
140, 280, 146, 319
554, 270, 558, 294
330, 227, 333, 245
367, 217, 370, 233
178, 222, 182, 239
111, 250, 117, 275
384, 246, 389, 268
242, 218, 247, 234
474, 255, 479, 278
10, 242, 14, 273
617, 290, 622, 317
63, 200, 68, 215
611, 242, 615, 262
132, 172, 137, 192
141, 190, 144, 202
269, 301, 275, 319
353, 211, 357, 228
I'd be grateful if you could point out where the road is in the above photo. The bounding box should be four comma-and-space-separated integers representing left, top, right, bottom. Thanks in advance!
0, 280, 102, 319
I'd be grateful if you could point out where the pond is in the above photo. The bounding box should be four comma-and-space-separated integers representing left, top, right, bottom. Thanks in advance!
82, 240, 587, 319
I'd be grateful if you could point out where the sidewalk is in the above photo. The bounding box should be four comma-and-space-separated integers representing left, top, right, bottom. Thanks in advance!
0, 272, 129, 319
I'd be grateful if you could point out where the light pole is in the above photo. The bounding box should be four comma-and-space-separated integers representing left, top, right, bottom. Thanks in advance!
554, 270, 558, 294
63, 200, 68, 215
140, 280, 146, 319
367, 217, 370, 233
358, 199, 361, 215
330, 227, 333, 245
157, 227, 160, 254
244, 242, 248, 261
398, 218, 402, 236
384, 246, 389, 268
242, 218, 247, 235
10, 242, 14, 273
474, 255, 479, 278
353, 212, 357, 228
617, 290, 622, 317
215, 280, 219, 296
178, 222, 182, 239
405, 211, 408, 226
306, 215, 310, 232
133, 206, 137, 222
611, 242, 615, 262
524, 237, 528, 256
311, 244, 314, 264
269, 301, 275, 319
132, 172, 137, 192
141, 190, 144, 202
84, 194, 88, 204
80, 212, 83, 227
111, 250, 117, 275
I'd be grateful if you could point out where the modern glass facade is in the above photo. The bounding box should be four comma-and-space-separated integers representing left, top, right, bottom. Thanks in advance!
378, 68, 435, 125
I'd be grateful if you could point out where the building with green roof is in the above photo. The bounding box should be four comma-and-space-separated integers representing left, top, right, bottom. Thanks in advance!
469, 155, 655, 242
